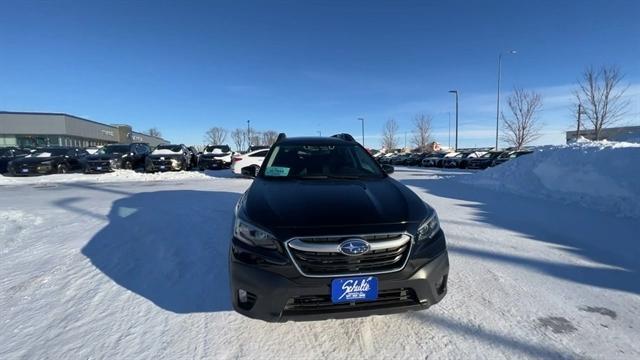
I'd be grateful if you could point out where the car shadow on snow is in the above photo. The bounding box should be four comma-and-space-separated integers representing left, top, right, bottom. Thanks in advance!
399, 175, 640, 295
81, 190, 240, 313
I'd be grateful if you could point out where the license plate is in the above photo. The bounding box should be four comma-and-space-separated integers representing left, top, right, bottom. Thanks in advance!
331, 276, 378, 303
21, 168, 29, 173
96, 166, 102, 170
160, 165, 165, 170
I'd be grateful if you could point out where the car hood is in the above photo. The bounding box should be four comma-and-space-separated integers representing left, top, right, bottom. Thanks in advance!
200, 152, 231, 158
148, 153, 182, 159
13, 156, 62, 164
242, 177, 430, 230
87, 154, 121, 161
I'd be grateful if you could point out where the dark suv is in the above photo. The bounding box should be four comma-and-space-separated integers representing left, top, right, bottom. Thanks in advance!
85, 143, 151, 172
230, 134, 449, 322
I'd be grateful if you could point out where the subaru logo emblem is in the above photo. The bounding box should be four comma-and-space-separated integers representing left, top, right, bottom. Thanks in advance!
338, 238, 370, 256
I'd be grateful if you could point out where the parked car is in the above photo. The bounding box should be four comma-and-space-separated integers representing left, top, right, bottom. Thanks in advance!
231, 148, 269, 175
85, 143, 151, 172
198, 144, 234, 170
405, 153, 427, 166
442, 151, 485, 169
391, 153, 411, 165
466, 151, 505, 169
145, 144, 193, 172
0, 147, 32, 173
230, 133, 448, 322
492, 150, 534, 166
7, 147, 88, 176
421, 152, 447, 167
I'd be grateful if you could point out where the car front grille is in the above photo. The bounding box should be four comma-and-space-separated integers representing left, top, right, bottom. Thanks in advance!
286, 233, 411, 277
282, 288, 419, 315
151, 159, 172, 166
88, 161, 110, 167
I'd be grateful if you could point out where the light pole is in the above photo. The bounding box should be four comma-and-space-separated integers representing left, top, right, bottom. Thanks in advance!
357, 117, 365, 147
247, 120, 251, 149
448, 90, 459, 151
317, 130, 322, 136
448, 112, 451, 149
495, 50, 517, 150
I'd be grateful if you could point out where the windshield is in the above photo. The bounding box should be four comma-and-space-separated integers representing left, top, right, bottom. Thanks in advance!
99, 145, 130, 154
204, 145, 231, 153
156, 145, 183, 152
261, 143, 383, 179
481, 152, 500, 159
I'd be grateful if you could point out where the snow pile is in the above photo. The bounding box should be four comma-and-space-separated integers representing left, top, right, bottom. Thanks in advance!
0, 169, 242, 186
461, 141, 640, 218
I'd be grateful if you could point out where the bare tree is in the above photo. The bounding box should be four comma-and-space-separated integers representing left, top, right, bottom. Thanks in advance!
231, 128, 246, 151
204, 127, 227, 145
574, 65, 630, 140
382, 118, 399, 150
261, 130, 279, 146
411, 114, 432, 151
247, 127, 261, 147
145, 127, 162, 138
501, 87, 543, 150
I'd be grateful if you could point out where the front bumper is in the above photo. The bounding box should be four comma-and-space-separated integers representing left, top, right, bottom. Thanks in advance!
198, 157, 229, 169
229, 232, 449, 322
146, 158, 184, 172
10, 165, 55, 176
86, 161, 118, 173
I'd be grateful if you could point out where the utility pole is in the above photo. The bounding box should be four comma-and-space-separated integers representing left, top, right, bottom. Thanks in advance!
404, 131, 407, 149
357, 117, 365, 147
247, 120, 251, 149
448, 112, 451, 149
448, 90, 459, 151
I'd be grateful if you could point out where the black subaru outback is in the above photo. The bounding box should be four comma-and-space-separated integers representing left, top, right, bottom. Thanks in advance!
229, 133, 449, 322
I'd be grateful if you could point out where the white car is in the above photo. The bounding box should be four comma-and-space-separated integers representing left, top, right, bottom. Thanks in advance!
231, 148, 270, 175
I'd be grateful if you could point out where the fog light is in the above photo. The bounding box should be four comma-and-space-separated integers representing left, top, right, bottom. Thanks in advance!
238, 289, 248, 303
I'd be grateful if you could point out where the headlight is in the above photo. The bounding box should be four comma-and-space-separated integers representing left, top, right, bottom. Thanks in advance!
417, 212, 440, 242
234, 218, 278, 249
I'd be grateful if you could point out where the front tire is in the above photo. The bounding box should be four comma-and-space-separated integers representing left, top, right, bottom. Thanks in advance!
57, 164, 68, 174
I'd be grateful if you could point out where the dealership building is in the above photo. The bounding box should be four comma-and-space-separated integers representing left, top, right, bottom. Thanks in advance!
566, 125, 640, 143
0, 111, 168, 148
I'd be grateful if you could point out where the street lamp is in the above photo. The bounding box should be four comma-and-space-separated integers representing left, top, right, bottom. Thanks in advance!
448, 90, 459, 151
495, 49, 517, 150
247, 120, 251, 149
357, 117, 365, 147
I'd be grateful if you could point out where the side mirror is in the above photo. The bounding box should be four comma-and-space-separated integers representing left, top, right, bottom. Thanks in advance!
382, 164, 394, 174
241, 165, 260, 178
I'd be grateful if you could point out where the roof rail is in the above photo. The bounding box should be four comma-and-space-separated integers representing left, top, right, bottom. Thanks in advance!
330, 133, 357, 142
275, 133, 287, 143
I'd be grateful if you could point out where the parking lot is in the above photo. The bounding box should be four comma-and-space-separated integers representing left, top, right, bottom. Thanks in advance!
1, 167, 638, 359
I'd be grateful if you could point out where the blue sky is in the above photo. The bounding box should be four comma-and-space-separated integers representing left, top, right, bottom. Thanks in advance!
1, 0, 639, 148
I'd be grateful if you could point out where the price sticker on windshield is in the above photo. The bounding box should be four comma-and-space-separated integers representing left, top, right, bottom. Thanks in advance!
265, 166, 290, 177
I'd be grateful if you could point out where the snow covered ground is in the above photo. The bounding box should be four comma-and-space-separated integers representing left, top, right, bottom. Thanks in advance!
1, 167, 639, 359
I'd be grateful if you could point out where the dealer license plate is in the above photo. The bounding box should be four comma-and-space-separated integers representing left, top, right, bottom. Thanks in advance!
331, 276, 378, 303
